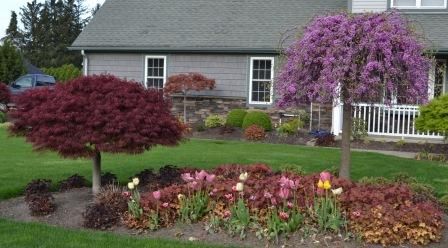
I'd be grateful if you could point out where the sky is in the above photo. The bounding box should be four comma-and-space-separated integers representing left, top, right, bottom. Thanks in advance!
0, 0, 105, 38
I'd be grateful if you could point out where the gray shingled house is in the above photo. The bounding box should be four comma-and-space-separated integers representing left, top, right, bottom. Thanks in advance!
70, 0, 448, 139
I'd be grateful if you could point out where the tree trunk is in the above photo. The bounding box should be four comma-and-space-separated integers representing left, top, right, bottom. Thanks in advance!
92, 151, 101, 194
339, 102, 352, 179
183, 92, 187, 124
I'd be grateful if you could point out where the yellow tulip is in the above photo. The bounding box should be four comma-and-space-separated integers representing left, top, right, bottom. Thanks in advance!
323, 180, 331, 190
317, 180, 324, 189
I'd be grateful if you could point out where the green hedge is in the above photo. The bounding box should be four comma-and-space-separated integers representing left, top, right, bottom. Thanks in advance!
0, 112, 6, 123
242, 111, 272, 131
42, 64, 81, 83
225, 109, 247, 127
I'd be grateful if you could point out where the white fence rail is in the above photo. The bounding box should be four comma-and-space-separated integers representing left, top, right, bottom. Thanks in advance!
332, 103, 443, 139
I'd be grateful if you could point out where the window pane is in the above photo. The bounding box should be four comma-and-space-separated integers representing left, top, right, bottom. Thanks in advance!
253, 60, 260, 70
159, 68, 164, 77
393, 0, 417, 6
421, 0, 445, 6
16, 77, 33, 88
148, 59, 153, 67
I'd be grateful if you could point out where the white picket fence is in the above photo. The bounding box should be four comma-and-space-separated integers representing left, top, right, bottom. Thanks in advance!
332, 103, 443, 139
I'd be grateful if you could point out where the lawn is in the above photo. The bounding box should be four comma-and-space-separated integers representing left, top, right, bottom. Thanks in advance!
1, 125, 448, 200
0, 219, 222, 248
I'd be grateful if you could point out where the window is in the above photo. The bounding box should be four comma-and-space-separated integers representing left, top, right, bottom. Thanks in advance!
14, 76, 33, 88
433, 60, 447, 98
36, 75, 55, 87
145, 55, 166, 89
249, 57, 274, 104
391, 0, 446, 8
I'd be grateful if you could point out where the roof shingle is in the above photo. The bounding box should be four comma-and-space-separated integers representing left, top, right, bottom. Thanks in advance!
71, 0, 448, 52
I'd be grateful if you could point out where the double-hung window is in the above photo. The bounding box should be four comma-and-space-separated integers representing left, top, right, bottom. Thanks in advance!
432, 60, 447, 99
249, 57, 274, 104
391, 0, 447, 9
145, 55, 166, 89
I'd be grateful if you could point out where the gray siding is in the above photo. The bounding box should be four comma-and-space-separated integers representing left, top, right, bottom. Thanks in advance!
87, 53, 144, 83
351, 0, 387, 13
86, 53, 250, 99
168, 54, 248, 98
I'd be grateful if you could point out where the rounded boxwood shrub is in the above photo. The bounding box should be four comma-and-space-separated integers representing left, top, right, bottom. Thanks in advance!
226, 109, 247, 127
205, 115, 225, 128
242, 111, 272, 131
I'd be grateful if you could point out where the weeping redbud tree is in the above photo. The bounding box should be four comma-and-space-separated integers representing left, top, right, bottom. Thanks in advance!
164, 73, 215, 123
276, 12, 431, 179
9, 75, 184, 193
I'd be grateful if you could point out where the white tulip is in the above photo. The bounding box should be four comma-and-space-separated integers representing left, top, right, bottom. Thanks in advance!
236, 182, 244, 192
331, 187, 343, 195
239, 172, 248, 181
132, 177, 140, 186
127, 182, 135, 190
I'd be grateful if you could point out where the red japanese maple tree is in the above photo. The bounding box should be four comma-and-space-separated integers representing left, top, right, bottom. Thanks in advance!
9, 75, 184, 193
0, 82, 10, 105
164, 73, 215, 123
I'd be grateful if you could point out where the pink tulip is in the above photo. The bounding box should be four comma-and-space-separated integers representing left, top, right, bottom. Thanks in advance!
195, 170, 208, 181
152, 190, 161, 200
162, 202, 169, 208
188, 181, 198, 189
279, 211, 289, 221
249, 195, 257, 201
181, 173, 194, 182
232, 185, 237, 192
279, 176, 290, 188
271, 197, 278, 206
287, 201, 294, 209
278, 187, 290, 199
206, 174, 216, 183
122, 191, 131, 198
319, 171, 331, 181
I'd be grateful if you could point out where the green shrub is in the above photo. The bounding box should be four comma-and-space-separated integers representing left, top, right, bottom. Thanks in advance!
352, 118, 367, 140
278, 118, 303, 135
205, 115, 225, 128
226, 109, 247, 128
415, 95, 448, 138
42, 64, 81, 83
0, 112, 6, 123
242, 111, 272, 131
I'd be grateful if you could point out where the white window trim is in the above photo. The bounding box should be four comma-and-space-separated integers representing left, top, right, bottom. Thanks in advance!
430, 59, 448, 100
249, 57, 275, 105
144, 55, 167, 89
391, 0, 447, 9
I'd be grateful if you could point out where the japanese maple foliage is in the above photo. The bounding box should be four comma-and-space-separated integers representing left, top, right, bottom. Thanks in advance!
0, 82, 10, 104
9, 75, 184, 192
164, 72, 215, 123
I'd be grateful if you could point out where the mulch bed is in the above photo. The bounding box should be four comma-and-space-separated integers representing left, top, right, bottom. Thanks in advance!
0, 188, 447, 248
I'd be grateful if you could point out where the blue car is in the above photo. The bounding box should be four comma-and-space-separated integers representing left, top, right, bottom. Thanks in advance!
9, 74, 56, 95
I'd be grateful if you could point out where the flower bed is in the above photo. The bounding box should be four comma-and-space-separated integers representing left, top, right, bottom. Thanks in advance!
100, 164, 444, 246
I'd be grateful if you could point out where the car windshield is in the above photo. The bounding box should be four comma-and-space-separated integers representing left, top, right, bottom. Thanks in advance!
15, 76, 33, 88
36, 75, 56, 86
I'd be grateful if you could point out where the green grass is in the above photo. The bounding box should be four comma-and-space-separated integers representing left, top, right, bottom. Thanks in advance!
0, 219, 221, 248
1, 126, 448, 199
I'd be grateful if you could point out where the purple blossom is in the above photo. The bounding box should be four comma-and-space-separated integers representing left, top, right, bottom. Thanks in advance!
276, 11, 431, 107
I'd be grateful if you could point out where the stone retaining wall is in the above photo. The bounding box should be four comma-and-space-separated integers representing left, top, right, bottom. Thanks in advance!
170, 96, 333, 131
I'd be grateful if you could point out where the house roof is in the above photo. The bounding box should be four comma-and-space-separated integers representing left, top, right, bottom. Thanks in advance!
70, 0, 448, 53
